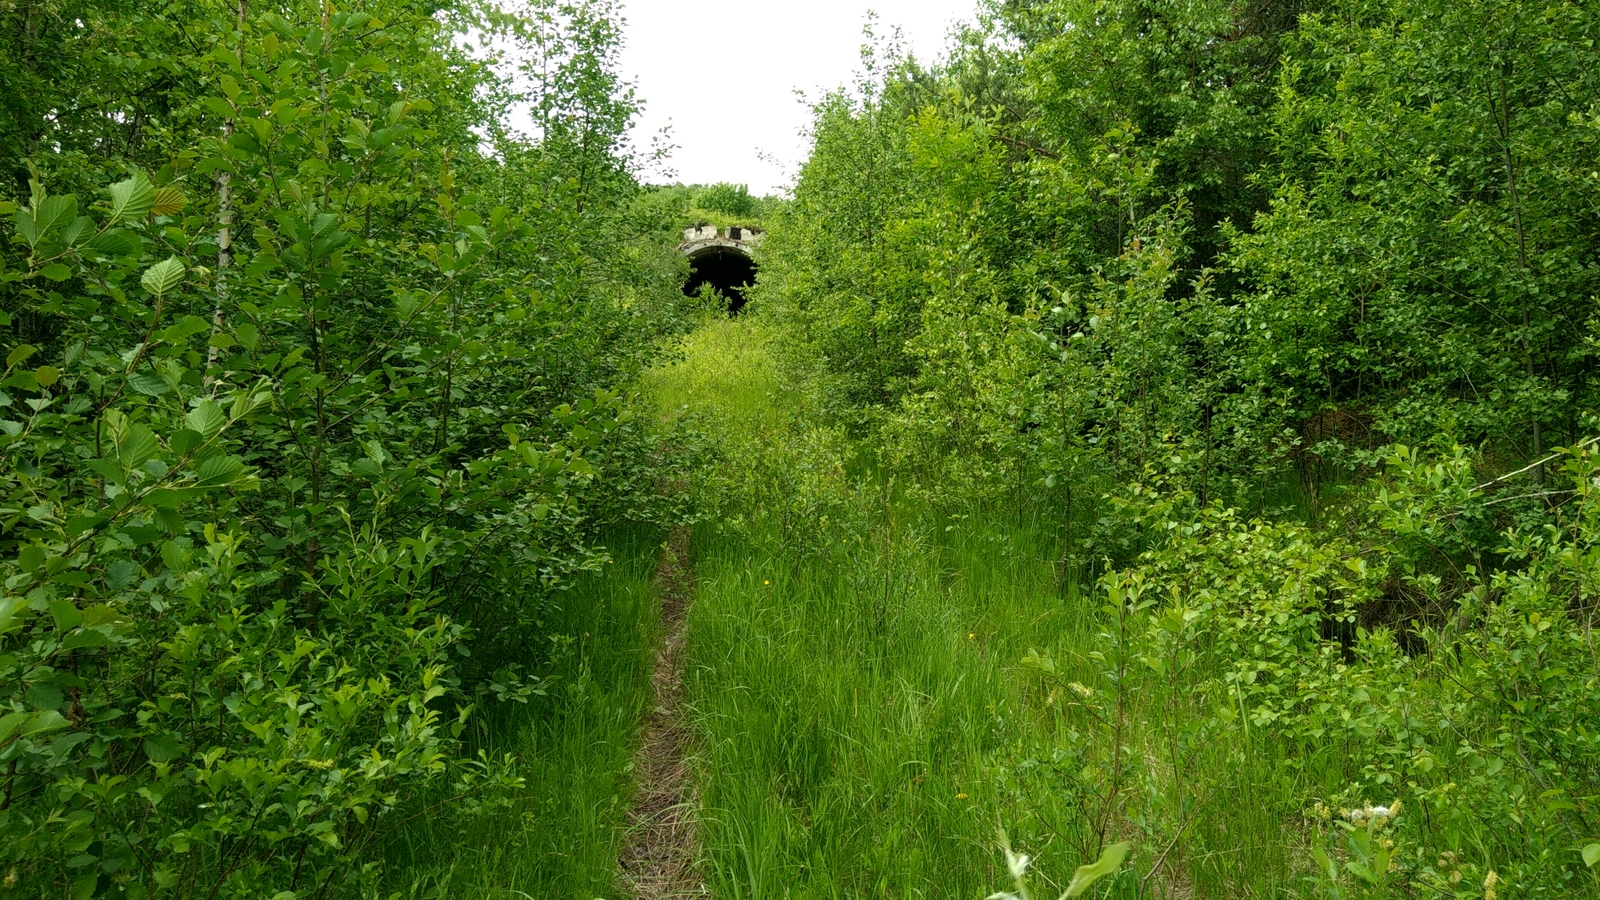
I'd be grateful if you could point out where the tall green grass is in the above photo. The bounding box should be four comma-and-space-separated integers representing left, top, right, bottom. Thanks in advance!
376, 525, 661, 898
656, 316, 1336, 899
643, 315, 799, 434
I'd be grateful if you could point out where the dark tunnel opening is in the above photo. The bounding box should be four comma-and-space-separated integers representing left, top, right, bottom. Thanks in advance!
683, 247, 757, 314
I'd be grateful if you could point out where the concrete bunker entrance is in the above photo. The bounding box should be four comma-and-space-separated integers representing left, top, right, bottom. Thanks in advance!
684, 246, 757, 314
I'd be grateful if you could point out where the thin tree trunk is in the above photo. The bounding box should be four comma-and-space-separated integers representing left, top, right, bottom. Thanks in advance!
205, 0, 247, 391
1498, 63, 1542, 485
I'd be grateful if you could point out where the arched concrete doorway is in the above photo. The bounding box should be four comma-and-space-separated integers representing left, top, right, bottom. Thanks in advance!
679, 226, 763, 314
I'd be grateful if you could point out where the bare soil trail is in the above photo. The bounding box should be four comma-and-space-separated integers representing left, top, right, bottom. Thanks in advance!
617, 525, 703, 899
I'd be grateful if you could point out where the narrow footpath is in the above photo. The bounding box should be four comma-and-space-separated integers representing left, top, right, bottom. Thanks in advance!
617, 525, 702, 898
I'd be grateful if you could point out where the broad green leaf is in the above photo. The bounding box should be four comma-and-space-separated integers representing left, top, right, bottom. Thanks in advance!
185, 399, 227, 439
49, 599, 83, 631
196, 455, 245, 485
39, 263, 71, 282
160, 315, 211, 343
87, 228, 143, 258
109, 171, 157, 223
12, 209, 38, 246
1584, 843, 1600, 868
71, 871, 99, 900
1062, 842, 1130, 898
23, 683, 61, 710
61, 216, 94, 248
199, 97, 237, 120
116, 424, 159, 468
62, 629, 115, 650
235, 322, 260, 350
0, 712, 28, 744
22, 710, 67, 737
144, 487, 192, 508
6, 344, 35, 368
142, 730, 181, 755
64, 514, 107, 538
0, 596, 24, 633
0, 200, 14, 215
34, 365, 58, 387
141, 257, 186, 298
18, 543, 44, 573
128, 373, 171, 396
150, 185, 187, 217
33, 194, 77, 240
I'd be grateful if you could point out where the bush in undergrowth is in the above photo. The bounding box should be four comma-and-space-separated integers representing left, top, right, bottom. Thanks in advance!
1101, 446, 1600, 896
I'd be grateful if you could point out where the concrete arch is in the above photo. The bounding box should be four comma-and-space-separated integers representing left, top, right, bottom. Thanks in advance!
679, 226, 763, 314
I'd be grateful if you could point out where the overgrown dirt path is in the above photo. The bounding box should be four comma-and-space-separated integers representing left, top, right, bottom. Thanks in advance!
617, 525, 702, 898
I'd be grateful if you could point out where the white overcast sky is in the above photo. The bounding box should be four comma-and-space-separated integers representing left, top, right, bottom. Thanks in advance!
616, 1, 979, 196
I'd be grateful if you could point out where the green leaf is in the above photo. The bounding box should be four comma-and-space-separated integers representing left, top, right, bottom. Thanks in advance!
62, 629, 115, 650
128, 373, 171, 396
61, 215, 94, 247
33, 194, 78, 240
0, 596, 25, 634
235, 322, 260, 350
150, 185, 187, 217
23, 710, 67, 738
141, 257, 186, 298
185, 399, 227, 439
71, 871, 101, 900
49, 599, 83, 631
116, 424, 159, 468
34, 365, 59, 388
1062, 842, 1130, 898
109, 171, 157, 223
0, 712, 28, 744
87, 228, 143, 258
160, 315, 211, 344
1584, 843, 1600, 868
196, 455, 245, 486
12, 209, 38, 246
18, 544, 44, 573
144, 732, 183, 763
7, 344, 37, 368
40, 262, 72, 282
23, 683, 62, 711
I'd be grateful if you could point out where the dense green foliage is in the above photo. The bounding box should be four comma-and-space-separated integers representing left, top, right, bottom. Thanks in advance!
646, 181, 780, 230
8, 0, 1600, 896
0, 0, 695, 896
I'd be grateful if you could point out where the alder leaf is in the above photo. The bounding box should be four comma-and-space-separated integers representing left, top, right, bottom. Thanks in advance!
108, 171, 157, 223
141, 257, 186, 298
150, 186, 187, 217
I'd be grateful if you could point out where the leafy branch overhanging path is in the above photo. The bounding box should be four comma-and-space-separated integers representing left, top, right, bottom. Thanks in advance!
618, 525, 703, 898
